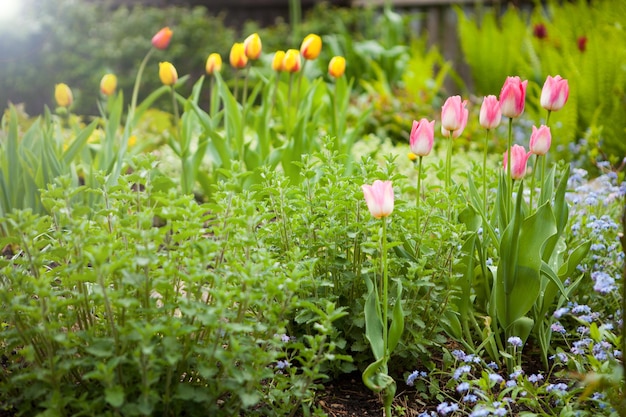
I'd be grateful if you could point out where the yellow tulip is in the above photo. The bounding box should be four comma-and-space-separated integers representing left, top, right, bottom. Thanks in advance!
300, 33, 322, 60
54, 83, 73, 108
328, 56, 346, 78
272, 50, 285, 72
229, 43, 248, 69
243, 33, 262, 60
282, 49, 301, 73
159, 62, 178, 86
205, 53, 222, 75
99, 73, 117, 96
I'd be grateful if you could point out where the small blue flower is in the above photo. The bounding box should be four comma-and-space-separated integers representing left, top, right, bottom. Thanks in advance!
488, 373, 504, 384
276, 360, 290, 369
406, 370, 420, 386
451, 349, 467, 361
487, 361, 499, 370
456, 382, 470, 393
463, 394, 477, 403
528, 373, 544, 383
507, 336, 523, 347
551, 322, 566, 334
470, 408, 490, 417
453, 365, 472, 380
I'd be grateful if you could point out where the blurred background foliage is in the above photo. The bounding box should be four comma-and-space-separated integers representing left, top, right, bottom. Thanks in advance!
0, 0, 624, 169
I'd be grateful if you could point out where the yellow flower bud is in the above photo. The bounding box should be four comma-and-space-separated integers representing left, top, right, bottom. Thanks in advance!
272, 50, 285, 72
99, 73, 117, 96
328, 56, 346, 78
243, 33, 262, 60
408, 152, 418, 162
282, 49, 302, 73
229, 43, 248, 69
300, 33, 322, 60
54, 83, 73, 108
159, 62, 178, 86
205, 53, 222, 75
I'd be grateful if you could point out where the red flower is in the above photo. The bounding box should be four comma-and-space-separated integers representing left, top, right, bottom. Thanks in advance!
577, 36, 587, 52
533, 23, 547, 39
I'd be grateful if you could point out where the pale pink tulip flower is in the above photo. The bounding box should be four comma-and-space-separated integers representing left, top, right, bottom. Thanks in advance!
441, 95, 468, 138
529, 125, 552, 156
362, 180, 394, 219
540, 75, 569, 112
409, 119, 435, 156
499, 76, 528, 118
479, 95, 502, 130
503, 145, 531, 180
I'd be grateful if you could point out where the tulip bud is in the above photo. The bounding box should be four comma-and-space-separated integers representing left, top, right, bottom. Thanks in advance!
300, 33, 322, 60
159, 62, 178, 86
441, 95, 468, 138
503, 145, 530, 180
479, 95, 501, 130
151, 27, 173, 50
328, 56, 346, 78
100, 74, 117, 96
229, 43, 248, 69
409, 118, 435, 156
243, 33, 262, 60
362, 180, 394, 219
54, 83, 73, 108
499, 76, 528, 118
529, 125, 552, 156
540, 75, 569, 112
282, 49, 302, 73
272, 50, 286, 72
205, 53, 222, 75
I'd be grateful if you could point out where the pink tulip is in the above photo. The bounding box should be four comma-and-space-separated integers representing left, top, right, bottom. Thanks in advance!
540, 75, 569, 112
503, 145, 530, 180
529, 125, 552, 156
441, 95, 468, 138
362, 180, 394, 219
479, 95, 502, 130
499, 76, 528, 118
409, 118, 435, 156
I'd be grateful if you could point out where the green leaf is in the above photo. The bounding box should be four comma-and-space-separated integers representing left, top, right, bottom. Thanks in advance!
105, 385, 125, 408
364, 275, 384, 361
497, 182, 557, 329
387, 279, 404, 354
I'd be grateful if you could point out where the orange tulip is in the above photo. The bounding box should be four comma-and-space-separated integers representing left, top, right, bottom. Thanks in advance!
282, 49, 301, 73
229, 43, 248, 69
99, 73, 117, 96
328, 56, 346, 78
159, 62, 178, 86
205, 53, 222, 75
151, 27, 173, 50
54, 83, 73, 108
300, 33, 322, 60
243, 33, 262, 60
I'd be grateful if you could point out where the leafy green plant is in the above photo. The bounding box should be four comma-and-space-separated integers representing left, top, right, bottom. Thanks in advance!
0, 156, 346, 416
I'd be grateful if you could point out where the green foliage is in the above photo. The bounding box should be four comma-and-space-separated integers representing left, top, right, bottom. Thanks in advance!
0, 0, 235, 115
456, 0, 626, 165
0, 156, 347, 416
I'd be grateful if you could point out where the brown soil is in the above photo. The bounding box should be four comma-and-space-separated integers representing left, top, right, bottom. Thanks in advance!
316, 373, 426, 417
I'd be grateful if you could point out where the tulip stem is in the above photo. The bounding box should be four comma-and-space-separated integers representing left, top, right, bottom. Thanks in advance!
529, 154, 538, 211
415, 156, 424, 259
445, 132, 453, 190
130, 48, 155, 122
483, 129, 491, 215
243, 66, 250, 112
381, 216, 389, 361
506, 117, 513, 219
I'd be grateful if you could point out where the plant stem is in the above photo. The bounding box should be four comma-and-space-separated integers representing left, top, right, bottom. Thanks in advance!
445, 132, 453, 190
506, 117, 513, 220
381, 217, 389, 360
483, 129, 491, 215
529, 154, 538, 211
130, 48, 155, 121
620, 194, 626, 416
416, 156, 423, 241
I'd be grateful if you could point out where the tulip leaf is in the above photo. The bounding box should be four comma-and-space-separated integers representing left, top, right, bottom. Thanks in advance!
497, 183, 557, 329
363, 275, 384, 361
387, 279, 404, 355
